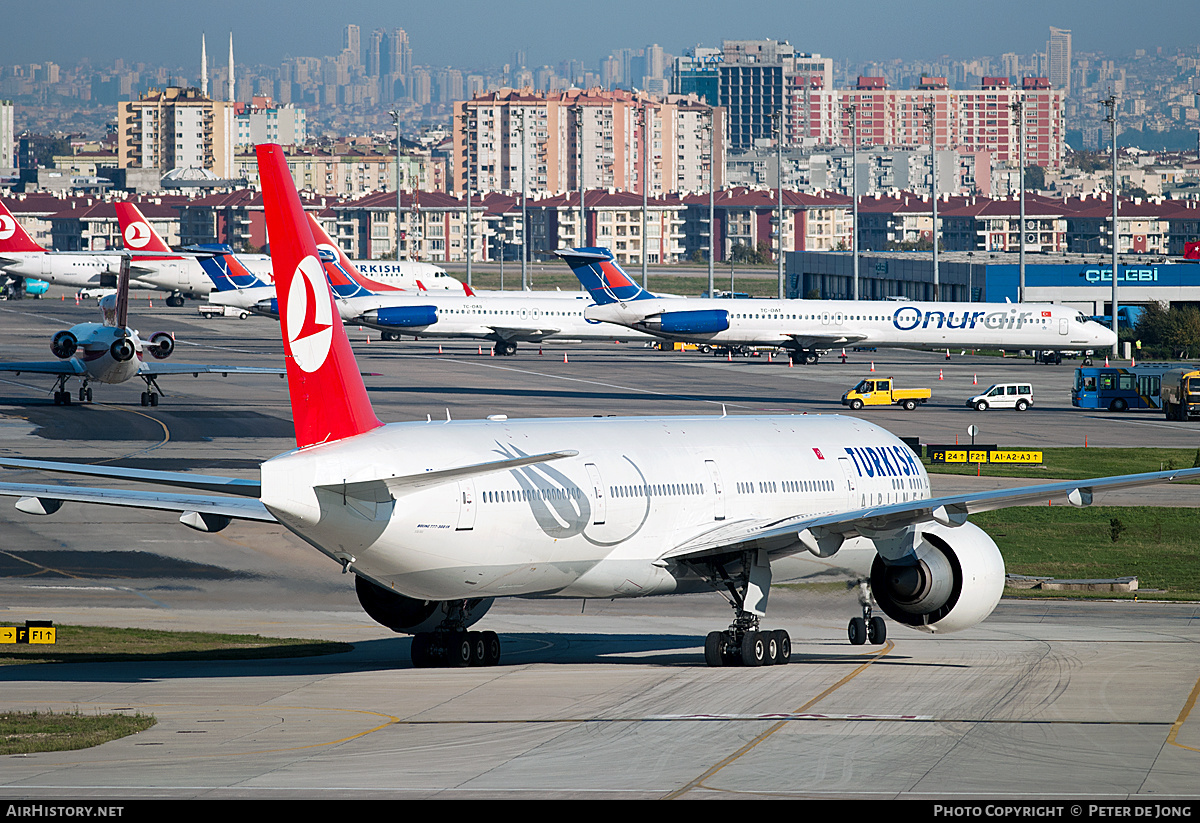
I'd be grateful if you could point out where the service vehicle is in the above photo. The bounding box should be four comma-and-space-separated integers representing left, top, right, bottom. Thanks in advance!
1160, 368, 1200, 420
842, 378, 931, 410
967, 383, 1034, 411
198, 303, 251, 320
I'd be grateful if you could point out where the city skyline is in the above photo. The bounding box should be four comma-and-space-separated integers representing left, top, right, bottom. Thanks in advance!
6, 0, 1196, 73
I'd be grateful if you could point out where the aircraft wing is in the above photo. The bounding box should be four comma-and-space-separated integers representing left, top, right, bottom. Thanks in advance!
486, 325, 564, 343
0, 360, 87, 376
137, 362, 285, 377
662, 467, 1200, 563
0, 458, 261, 497
786, 332, 869, 348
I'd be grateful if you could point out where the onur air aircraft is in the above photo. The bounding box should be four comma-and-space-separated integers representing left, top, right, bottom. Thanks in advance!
2, 143, 1196, 670
0, 258, 284, 406
560, 248, 1117, 364
0, 200, 116, 293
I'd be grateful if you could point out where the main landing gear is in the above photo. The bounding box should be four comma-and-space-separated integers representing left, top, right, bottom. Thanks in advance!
51, 375, 91, 406
165, 293, 186, 308
848, 581, 887, 646
409, 601, 502, 668
140, 375, 165, 407
699, 552, 792, 667
789, 349, 820, 365
493, 340, 518, 356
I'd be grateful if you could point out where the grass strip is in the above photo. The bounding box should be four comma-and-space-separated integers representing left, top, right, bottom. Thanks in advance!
0, 709, 156, 756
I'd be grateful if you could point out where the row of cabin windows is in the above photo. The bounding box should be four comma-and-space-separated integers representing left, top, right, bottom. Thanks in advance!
737, 478, 833, 494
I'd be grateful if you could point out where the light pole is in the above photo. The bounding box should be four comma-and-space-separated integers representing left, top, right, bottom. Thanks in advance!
844, 102, 859, 300
574, 104, 585, 248
774, 110, 784, 299
1011, 94, 1025, 302
390, 109, 402, 262
704, 112, 714, 299
460, 109, 472, 288
516, 108, 528, 291
922, 98, 940, 300
1103, 94, 1119, 355
641, 102, 649, 288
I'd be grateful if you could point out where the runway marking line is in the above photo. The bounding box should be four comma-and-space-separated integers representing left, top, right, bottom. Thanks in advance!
662, 640, 894, 800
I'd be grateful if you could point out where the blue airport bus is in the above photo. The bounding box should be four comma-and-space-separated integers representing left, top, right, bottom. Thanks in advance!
1072, 363, 1190, 411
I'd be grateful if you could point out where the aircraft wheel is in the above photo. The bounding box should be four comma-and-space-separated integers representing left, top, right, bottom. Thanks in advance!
773, 630, 791, 665
448, 631, 473, 667
763, 631, 780, 666
704, 631, 726, 667
848, 617, 867, 646
149, 392, 159, 407
410, 633, 434, 667
140, 392, 149, 407
482, 631, 501, 666
740, 631, 765, 667
868, 616, 887, 645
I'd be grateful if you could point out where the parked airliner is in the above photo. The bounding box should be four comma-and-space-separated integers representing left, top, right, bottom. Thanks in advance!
559, 248, 1117, 364
0, 200, 115, 292
1, 144, 1194, 671
0, 258, 283, 405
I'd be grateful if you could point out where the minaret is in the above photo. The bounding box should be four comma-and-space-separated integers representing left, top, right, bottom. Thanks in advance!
227, 32, 235, 102
200, 34, 208, 97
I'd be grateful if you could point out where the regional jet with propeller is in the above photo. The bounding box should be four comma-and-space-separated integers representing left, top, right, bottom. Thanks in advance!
559, 248, 1116, 364
0, 257, 284, 405
1, 144, 1195, 671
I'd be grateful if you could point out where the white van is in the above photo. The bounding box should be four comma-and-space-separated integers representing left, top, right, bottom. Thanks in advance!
967, 383, 1034, 411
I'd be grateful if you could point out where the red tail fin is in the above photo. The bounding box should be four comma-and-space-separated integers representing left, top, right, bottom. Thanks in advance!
113, 202, 177, 258
0, 201, 45, 252
305, 212, 403, 291
257, 144, 382, 448
462, 282, 476, 296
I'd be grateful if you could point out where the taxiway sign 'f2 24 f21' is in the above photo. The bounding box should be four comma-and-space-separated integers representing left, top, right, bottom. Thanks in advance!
0, 258, 284, 406
2, 143, 1197, 670
558, 248, 1117, 364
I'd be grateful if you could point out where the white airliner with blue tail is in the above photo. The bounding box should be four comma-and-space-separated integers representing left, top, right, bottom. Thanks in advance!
559, 248, 1116, 364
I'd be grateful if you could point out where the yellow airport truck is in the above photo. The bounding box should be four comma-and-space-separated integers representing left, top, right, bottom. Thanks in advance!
842, 377, 932, 411
1160, 368, 1200, 420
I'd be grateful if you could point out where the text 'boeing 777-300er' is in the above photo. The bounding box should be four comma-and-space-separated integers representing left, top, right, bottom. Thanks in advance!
559, 248, 1117, 364
0, 143, 1194, 669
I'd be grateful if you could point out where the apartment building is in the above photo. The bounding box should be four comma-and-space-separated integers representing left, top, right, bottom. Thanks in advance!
117, 87, 234, 177
452, 87, 725, 197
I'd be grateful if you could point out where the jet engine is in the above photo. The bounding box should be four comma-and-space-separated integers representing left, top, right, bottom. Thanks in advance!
50, 330, 78, 359
642, 309, 729, 335
147, 332, 174, 360
869, 521, 1004, 634
363, 305, 438, 328
109, 337, 135, 362
354, 575, 493, 634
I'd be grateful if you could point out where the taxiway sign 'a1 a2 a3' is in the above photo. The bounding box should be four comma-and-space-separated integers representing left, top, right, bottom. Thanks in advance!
0, 258, 284, 406
1, 143, 1198, 670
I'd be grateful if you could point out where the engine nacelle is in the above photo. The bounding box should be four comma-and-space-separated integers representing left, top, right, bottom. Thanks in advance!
365, 305, 438, 328
643, 309, 729, 335
50, 330, 77, 359
255, 298, 279, 319
109, 337, 135, 362
354, 575, 493, 634
870, 521, 1005, 634
147, 331, 174, 360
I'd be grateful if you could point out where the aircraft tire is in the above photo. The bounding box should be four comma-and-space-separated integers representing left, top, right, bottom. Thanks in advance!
868, 617, 887, 645
740, 631, 765, 667
448, 631, 473, 667
482, 631, 501, 666
704, 631, 726, 667
773, 630, 791, 664
848, 617, 867, 646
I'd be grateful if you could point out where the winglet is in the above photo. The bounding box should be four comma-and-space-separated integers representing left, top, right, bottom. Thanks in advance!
256, 143, 383, 448
555, 247, 653, 305
0, 201, 45, 252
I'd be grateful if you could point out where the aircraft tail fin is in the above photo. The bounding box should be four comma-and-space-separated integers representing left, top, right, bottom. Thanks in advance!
305, 213, 404, 298
256, 143, 383, 449
0, 201, 45, 252
555, 247, 653, 305
114, 202, 177, 257
197, 254, 271, 292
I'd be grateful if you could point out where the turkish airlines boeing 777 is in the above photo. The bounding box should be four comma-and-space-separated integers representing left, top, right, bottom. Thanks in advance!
0, 144, 1194, 669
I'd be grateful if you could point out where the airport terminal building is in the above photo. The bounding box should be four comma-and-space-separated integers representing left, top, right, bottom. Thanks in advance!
786, 250, 1200, 314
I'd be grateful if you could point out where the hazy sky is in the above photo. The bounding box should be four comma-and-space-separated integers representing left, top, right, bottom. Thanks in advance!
11, 1, 1197, 71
